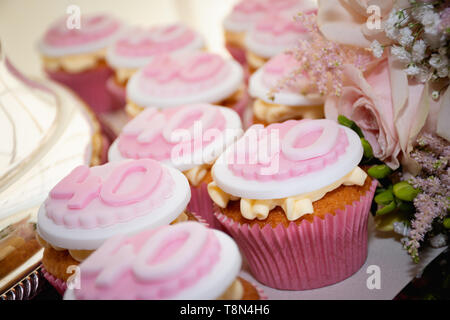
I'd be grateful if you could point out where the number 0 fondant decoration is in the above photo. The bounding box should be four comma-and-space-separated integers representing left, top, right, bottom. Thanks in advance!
281, 119, 339, 161
45, 159, 174, 229
99, 160, 162, 206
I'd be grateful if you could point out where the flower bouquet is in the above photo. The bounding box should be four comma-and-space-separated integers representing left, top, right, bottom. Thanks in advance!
272, 0, 449, 263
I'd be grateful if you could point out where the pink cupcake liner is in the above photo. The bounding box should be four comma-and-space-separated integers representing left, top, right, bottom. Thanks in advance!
106, 75, 127, 110
231, 86, 251, 121
99, 134, 111, 165
226, 43, 247, 66
214, 179, 377, 291
187, 183, 223, 231
225, 44, 250, 84
242, 63, 250, 84
46, 65, 116, 114
247, 279, 267, 300
255, 283, 267, 300
41, 266, 67, 295
242, 101, 254, 129
188, 210, 210, 228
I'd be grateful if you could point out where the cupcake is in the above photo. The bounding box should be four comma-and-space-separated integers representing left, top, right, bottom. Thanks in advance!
223, 0, 313, 65
109, 104, 243, 229
106, 24, 205, 109
125, 51, 247, 118
36, 158, 195, 294
209, 119, 377, 290
249, 53, 324, 125
38, 13, 124, 114
64, 222, 264, 300
244, 10, 314, 73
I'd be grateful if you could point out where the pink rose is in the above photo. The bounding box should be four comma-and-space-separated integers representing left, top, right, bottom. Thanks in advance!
325, 54, 434, 171
317, 0, 397, 48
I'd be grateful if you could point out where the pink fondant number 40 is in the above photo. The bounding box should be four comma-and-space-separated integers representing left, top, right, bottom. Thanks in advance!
50, 159, 162, 209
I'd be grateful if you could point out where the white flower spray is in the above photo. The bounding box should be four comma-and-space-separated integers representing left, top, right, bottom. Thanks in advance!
369, 0, 450, 86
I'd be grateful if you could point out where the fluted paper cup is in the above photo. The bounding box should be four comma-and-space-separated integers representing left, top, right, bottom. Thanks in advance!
214, 180, 377, 290
187, 183, 223, 230
46, 65, 115, 114
226, 43, 247, 66
41, 266, 67, 295
99, 134, 110, 165
254, 281, 267, 300
106, 76, 126, 110
185, 209, 209, 228
231, 86, 250, 121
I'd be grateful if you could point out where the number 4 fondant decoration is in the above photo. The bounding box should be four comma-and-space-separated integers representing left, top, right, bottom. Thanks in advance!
50, 165, 101, 210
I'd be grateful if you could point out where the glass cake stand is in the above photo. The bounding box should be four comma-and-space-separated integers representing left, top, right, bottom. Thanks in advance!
0, 41, 104, 299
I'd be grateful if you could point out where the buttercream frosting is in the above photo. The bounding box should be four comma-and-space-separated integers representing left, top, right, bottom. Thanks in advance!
224, 30, 246, 48
253, 98, 324, 123
114, 67, 137, 84
124, 100, 144, 118
246, 50, 268, 70
218, 279, 244, 300
183, 164, 211, 187
42, 48, 107, 73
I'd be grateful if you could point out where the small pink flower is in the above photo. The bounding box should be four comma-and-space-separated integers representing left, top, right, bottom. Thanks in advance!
440, 7, 450, 32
